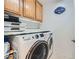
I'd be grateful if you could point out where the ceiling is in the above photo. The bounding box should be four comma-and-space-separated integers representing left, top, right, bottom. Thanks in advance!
38, 0, 63, 5
46, 0, 63, 3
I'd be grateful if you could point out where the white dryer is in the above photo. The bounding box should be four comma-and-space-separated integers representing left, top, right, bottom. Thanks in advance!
9, 31, 53, 59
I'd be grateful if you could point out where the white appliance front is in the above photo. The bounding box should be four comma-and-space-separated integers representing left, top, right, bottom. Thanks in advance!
9, 31, 53, 59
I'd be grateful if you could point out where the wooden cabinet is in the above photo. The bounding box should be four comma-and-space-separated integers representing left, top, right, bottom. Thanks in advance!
4, 0, 43, 22
4, 0, 20, 15
24, 0, 35, 20
36, 1, 43, 22
19, 0, 23, 16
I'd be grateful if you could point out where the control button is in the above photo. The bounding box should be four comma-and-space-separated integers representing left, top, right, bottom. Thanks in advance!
35, 35, 39, 39
50, 33, 53, 35
32, 36, 34, 39
40, 34, 44, 37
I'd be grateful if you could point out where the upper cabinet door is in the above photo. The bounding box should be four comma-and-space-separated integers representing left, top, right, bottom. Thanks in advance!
36, 1, 43, 22
4, 0, 20, 15
24, 0, 35, 20
19, 0, 23, 16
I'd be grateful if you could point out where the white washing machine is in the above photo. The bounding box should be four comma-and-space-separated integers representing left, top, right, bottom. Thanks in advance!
9, 31, 53, 59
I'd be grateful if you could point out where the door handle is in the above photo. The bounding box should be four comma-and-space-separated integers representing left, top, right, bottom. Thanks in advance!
71, 40, 75, 43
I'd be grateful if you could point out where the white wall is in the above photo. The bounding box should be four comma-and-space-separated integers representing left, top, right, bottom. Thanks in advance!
39, 0, 75, 59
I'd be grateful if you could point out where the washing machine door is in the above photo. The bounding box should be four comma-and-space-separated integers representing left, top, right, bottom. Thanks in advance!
49, 37, 53, 49
26, 41, 48, 59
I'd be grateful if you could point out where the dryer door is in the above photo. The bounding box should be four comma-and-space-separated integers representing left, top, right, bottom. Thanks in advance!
26, 41, 48, 59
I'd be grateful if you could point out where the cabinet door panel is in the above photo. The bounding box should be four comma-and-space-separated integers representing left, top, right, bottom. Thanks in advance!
4, 0, 20, 15
24, 0, 35, 19
19, 0, 23, 16
36, 1, 43, 22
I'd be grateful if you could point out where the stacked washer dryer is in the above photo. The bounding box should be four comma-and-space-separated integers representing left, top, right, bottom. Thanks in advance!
9, 31, 53, 59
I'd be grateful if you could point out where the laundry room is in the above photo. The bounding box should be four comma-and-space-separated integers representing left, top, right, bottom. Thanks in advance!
4, 0, 75, 59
